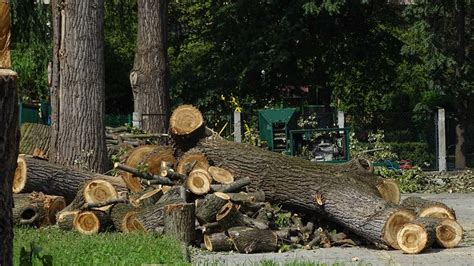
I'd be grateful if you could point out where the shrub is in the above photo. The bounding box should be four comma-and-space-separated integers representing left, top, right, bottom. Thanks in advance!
388, 142, 434, 167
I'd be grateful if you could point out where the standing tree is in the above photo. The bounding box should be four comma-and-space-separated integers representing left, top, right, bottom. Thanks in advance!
0, 2, 19, 265
50, 0, 109, 172
130, 0, 170, 134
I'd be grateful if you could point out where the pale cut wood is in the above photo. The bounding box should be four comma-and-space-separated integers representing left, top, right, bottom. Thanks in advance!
208, 166, 234, 184
401, 196, 456, 220
204, 232, 234, 252
170, 105, 203, 136
177, 151, 210, 175
186, 169, 211, 195
121, 145, 156, 192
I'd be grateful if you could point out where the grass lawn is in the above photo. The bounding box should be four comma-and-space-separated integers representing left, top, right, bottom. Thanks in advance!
13, 227, 189, 266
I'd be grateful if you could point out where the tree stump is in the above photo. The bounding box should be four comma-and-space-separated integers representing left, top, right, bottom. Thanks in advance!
163, 203, 196, 244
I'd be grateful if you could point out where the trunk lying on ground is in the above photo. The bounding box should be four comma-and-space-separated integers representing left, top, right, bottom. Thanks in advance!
14, 156, 126, 203
170, 106, 415, 248
401, 196, 456, 220
13, 193, 65, 226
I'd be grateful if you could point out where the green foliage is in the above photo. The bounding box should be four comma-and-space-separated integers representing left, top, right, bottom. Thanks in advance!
388, 142, 434, 167
13, 227, 188, 265
273, 205, 292, 228
20, 241, 52, 266
376, 167, 427, 193
350, 130, 398, 162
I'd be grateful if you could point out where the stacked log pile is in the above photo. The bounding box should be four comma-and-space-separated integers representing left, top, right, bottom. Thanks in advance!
11, 105, 464, 255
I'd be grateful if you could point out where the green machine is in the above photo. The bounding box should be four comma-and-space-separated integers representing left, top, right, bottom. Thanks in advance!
258, 107, 350, 163
258, 108, 297, 153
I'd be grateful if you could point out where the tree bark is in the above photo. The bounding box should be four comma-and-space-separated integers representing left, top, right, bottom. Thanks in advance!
19, 123, 51, 158
401, 196, 456, 220
50, 0, 109, 172
227, 227, 278, 253
14, 157, 126, 203
130, 0, 170, 133
0, 70, 19, 266
163, 203, 196, 244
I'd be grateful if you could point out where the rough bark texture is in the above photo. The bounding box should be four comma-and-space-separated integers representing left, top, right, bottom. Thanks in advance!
401, 196, 456, 220
130, 0, 170, 133
193, 134, 409, 246
14, 157, 125, 203
19, 123, 51, 158
196, 192, 230, 224
110, 203, 139, 232
0, 70, 19, 266
50, 0, 109, 172
204, 232, 234, 252
163, 203, 196, 244
228, 227, 278, 253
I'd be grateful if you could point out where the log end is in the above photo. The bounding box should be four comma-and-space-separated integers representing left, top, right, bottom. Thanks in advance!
377, 179, 401, 204
383, 209, 416, 249
203, 234, 215, 251
208, 166, 234, 184
186, 170, 211, 195
46, 196, 66, 224
420, 206, 456, 220
397, 223, 428, 254
436, 219, 463, 248
177, 151, 210, 175
74, 211, 100, 235
83, 179, 119, 210
170, 105, 204, 136
13, 156, 27, 193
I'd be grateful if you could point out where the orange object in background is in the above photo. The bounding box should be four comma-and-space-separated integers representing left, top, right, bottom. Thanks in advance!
0, 0, 11, 68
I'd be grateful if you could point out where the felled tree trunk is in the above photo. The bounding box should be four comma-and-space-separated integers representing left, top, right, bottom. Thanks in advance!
401, 196, 456, 220
14, 156, 126, 203
170, 106, 413, 248
0, 69, 19, 266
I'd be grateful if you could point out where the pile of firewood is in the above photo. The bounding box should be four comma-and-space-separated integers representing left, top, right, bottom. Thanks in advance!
12, 105, 464, 254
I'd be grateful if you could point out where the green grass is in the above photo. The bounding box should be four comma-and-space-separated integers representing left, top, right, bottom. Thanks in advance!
14, 227, 189, 266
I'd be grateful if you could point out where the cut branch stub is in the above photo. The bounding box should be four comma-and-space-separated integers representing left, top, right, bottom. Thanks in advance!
140, 146, 176, 178
177, 151, 209, 175
170, 105, 204, 136
186, 169, 211, 195
208, 166, 234, 184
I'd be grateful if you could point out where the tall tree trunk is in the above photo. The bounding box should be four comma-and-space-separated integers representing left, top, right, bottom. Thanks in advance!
454, 0, 467, 169
50, 0, 109, 172
130, 0, 170, 134
0, 70, 19, 266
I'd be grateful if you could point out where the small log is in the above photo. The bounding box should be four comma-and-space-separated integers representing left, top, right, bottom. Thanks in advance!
199, 222, 222, 235
12, 195, 46, 227
110, 203, 140, 233
74, 210, 113, 235
204, 232, 234, 252
163, 203, 196, 244
401, 196, 456, 220
114, 163, 175, 186
156, 186, 187, 206
226, 192, 256, 205
160, 161, 186, 181
63, 179, 120, 213
434, 218, 463, 248
210, 177, 251, 193
216, 202, 269, 230
56, 211, 79, 231
106, 126, 128, 133
227, 227, 278, 253
186, 169, 211, 195
195, 192, 230, 224
177, 151, 209, 175
382, 209, 416, 249
170, 105, 206, 152
130, 188, 163, 207
80, 198, 129, 210
304, 232, 322, 249
397, 218, 437, 254
208, 166, 234, 184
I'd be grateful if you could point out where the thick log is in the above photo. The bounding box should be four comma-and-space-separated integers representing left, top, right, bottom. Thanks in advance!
74, 210, 113, 235
13, 157, 126, 203
56, 211, 79, 231
401, 196, 456, 220
397, 217, 437, 254
186, 169, 211, 195
195, 192, 230, 224
62, 179, 121, 212
208, 166, 234, 184
130, 188, 163, 207
121, 145, 156, 192
140, 146, 176, 177
110, 203, 140, 233
434, 218, 463, 248
13, 193, 65, 226
170, 105, 206, 152
227, 192, 256, 204
204, 232, 234, 252
177, 151, 209, 175
191, 133, 415, 247
227, 227, 278, 253
163, 203, 196, 244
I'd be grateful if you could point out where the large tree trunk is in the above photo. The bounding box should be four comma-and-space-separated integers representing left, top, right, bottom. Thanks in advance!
0, 70, 19, 266
50, 0, 109, 172
130, 0, 170, 134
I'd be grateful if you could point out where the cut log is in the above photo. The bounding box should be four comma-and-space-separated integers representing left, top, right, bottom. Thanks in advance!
13, 157, 126, 203
208, 166, 234, 184
140, 146, 176, 179
435, 218, 463, 248
156, 185, 187, 206
177, 151, 209, 175
186, 169, 211, 195
204, 232, 234, 252
397, 218, 437, 254
56, 211, 79, 231
121, 145, 156, 192
226, 192, 256, 204
130, 188, 163, 207
63, 179, 120, 212
401, 196, 456, 220
195, 192, 230, 224
216, 202, 269, 230
74, 210, 112, 235
110, 203, 140, 233
170, 105, 205, 152
12, 194, 46, 227
227, 227, 278, 253
160, 161, 186, 181
163, 203, 196, 244
211, 177, 251, 193
114, 163, 175, 186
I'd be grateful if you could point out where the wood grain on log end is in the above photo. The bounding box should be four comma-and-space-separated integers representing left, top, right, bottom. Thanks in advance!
177, 151, 209, 175
208, 166, 234, 184
13, 156, 27, 193
383, 209, 416, 249
170, 105, 203, 136
43, 195, 66, 224
74, 211, 100, 235
186, 169, 211, 195
141, 146, 176, 177
204, 232, 234, 252
122, 145, 156, 192
83, 179, 118, 211
377, 179, 400, 204
397, 223, 430, 254
420, 206, 456, 220
436, 219, 463, 248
